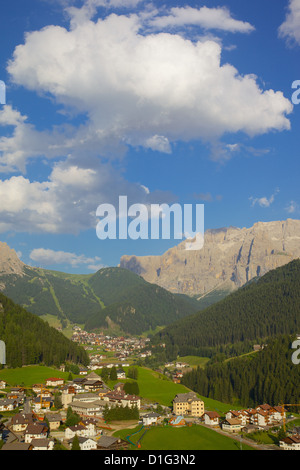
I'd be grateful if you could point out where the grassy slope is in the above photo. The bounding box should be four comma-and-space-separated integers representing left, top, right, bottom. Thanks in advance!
0, 365, 72, 387
115, 424, 254, 451
106, 366, 236, 412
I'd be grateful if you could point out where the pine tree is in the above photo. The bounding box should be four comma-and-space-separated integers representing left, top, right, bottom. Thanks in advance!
71, 435, 81, 450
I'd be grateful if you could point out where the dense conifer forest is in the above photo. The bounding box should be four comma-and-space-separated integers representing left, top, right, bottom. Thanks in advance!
156, 260, 300, 357
181, 335, 300, 408
0, 266, 199, 335
0, 293, 89, 368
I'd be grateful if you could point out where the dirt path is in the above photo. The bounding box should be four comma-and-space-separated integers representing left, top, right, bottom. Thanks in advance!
104, 420, 140, 436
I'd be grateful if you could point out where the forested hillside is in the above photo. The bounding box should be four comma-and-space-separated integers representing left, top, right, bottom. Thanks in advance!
0, 293, 89, 368
155, 260, 300, 357
0, 266, 199, 335
85, 268, 200, 334
181, 335, 300, 407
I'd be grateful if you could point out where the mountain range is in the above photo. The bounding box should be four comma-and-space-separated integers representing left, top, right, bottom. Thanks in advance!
0, 242, 199, 335
0, 218, 300, 337
120, 218, 300, 298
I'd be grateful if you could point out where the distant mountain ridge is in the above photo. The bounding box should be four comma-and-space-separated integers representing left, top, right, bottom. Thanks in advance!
120, 218, 300, 296
0, 245, 199, 335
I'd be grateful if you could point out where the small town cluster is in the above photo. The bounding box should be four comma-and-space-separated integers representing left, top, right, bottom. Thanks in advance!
0, 367, 299, 450
71, 327, 153, 364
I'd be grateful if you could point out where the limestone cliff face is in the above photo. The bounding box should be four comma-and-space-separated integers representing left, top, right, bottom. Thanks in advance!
0, 242, 24, 276
120, 219, 300, 296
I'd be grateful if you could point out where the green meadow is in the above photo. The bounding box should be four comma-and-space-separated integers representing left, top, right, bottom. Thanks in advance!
115, 424, 255, 451
108, 366, 236, 414
0, 365, 70, 387
0, 364, 237, 415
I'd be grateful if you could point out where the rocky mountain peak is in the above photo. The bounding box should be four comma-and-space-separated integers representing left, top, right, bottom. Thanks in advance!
120, 218, 300, 296
0, 242, 24, 276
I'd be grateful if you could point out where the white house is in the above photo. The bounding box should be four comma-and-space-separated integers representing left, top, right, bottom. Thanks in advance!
65, 422, 96, 440
70, 399, 106, 417
142, 412, 160, 426
25, 423, 48, 443
0, 399, 17, 412
270, 406, 285, 423
31, 438, 55, 451
46, 378, 64, 387
280, 435, 300, 450
221, 419, 243, 433
117, 369, 126, 379
77, 437, 98, 450
225, 410, 248, 426
203, 411, 220, 426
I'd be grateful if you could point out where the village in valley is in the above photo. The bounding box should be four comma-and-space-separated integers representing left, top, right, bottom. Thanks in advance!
0, 326, 299, 451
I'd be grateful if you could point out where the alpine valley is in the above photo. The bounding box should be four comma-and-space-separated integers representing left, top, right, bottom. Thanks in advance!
1, 219, 300, 339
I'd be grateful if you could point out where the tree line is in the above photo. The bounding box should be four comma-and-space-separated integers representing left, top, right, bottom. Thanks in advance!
0, 292, 89, 368
156, 260, 300, 358
181, 335, 300, 408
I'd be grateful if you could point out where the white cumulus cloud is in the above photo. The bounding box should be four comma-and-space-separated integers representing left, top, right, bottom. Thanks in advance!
148, 6, 255, 33
279, 0, 300, 45
6, 7, 292, 163
30, 247, 103, 271
249, 189, 280, 208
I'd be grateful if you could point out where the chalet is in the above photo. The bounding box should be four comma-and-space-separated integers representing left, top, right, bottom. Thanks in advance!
203, 411, 220, 427
83, 379, 104, 392
10, 413, 34, 432
10, 387, 24, 394
280, 434, 300, 450
31, 438, 54, 451
32, 396, 53, 412
32, 384, 46, 394
0, 380, 6, 389
37, 389, 52, 399
65, 424, 87, 440
65, 422, 96, 440
103, 390, 141, 409
225, 410, 248, 426
0, 398, 18, 412
77, 437, 98, 451
96, 435, 129, 451
225, 404, 286, 429
141, 412, 160, 426
68, 382, 84, 394
175, 362, 189, 368
256, 404, 272, 412
221, 418, 243, 433
117, 369, 126, 379
72, 377, 86, 386
270, 406, 285, 423
45, 413, 62, 431
7, 390, 25, 403
46, 378, 64, 387
24, 423, 48, 443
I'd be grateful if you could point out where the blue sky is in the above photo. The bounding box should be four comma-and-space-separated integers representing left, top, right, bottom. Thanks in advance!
0, 0, 299, 272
